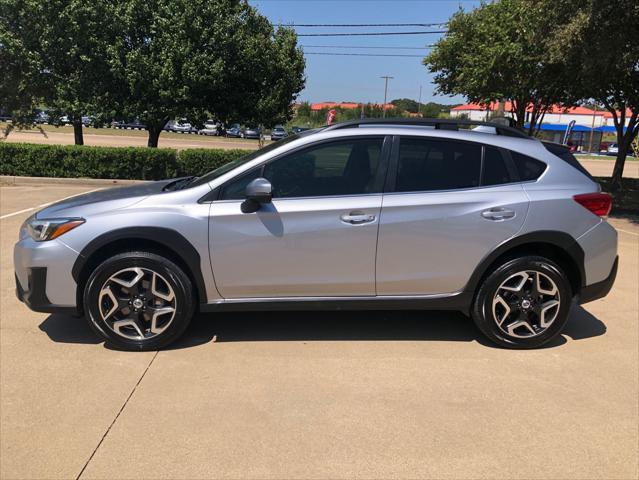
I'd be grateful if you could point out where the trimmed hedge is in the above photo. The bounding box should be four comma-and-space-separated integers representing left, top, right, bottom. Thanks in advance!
0, 142, 247, 180
596, 177, 639, 214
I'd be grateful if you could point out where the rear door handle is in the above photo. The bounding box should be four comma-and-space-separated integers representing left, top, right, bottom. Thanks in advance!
340, 211, 376, 225
481, 208, 516, 221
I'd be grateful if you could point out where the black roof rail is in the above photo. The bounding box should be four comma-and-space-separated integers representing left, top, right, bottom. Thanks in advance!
323, 117, 531, 139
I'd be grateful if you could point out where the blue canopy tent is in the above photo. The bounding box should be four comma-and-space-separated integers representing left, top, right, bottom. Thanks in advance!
525, 123, 604, 151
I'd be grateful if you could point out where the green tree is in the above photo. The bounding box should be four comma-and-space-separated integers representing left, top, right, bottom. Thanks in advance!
1, 0, 120, 144
0, 1, 48, 131
109, 0, 305, 147
391, 98, 420, 114
424, 0, 571, 133
545, 0, 639, 190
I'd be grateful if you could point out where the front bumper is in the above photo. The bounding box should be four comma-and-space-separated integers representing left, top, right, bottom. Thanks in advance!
14, 237, 81, 313
15, 269, 78, 315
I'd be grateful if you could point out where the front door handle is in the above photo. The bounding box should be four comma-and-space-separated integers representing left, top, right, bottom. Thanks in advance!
481, 207, 516, 221
340, 211, 376, 225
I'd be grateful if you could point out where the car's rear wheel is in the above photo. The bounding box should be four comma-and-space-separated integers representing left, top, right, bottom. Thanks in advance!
471, 256, 572, 349
84, 251, 195, 351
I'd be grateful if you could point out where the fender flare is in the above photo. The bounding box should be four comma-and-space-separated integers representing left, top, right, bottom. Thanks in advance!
71, 227, 208, 303
462, 230, 586, 296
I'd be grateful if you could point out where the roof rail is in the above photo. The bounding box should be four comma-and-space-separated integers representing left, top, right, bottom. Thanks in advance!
323, 117, 531, 139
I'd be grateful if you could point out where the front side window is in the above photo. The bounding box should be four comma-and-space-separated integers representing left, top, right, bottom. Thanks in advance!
396, 138, 481, 192
221, 137, 384, 200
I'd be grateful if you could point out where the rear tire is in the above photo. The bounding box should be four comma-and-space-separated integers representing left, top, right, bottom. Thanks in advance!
84, 251, 195, 351
472, 256, 572, 349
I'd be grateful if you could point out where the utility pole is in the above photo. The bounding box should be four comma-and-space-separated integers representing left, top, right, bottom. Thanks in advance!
380, 75, 393, 118
418, 84, 423, 117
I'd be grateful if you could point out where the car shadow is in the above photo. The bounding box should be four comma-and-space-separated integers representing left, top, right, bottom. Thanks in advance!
39, 303, 606, 351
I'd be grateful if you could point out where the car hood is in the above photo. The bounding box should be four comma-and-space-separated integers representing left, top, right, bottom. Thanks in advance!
36, 179, 175, 218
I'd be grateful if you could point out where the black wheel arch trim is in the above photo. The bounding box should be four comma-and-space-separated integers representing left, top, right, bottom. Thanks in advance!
71, 227, 208, 304
462, 230, 586, 298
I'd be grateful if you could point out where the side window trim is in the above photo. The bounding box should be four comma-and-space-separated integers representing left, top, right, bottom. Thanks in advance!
213, 135, 391, 201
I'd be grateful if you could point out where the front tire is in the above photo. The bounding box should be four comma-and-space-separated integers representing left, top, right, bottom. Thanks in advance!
472, 256, 572, 349
84, 251, 195, 351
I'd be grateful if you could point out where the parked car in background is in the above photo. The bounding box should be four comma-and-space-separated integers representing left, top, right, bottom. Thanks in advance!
270, 125, 288, 141
243, 126, 261, 140
34, 111, 50, 124
14, 118, 618, 351
198, 120, 219, 136
226, 123, 242, 138
291, 126, 311, 134
606, 143, 618, 156
171, 120, 197, 134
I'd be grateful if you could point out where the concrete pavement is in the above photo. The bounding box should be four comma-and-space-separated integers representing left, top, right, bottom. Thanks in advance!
1, 182, 637, 479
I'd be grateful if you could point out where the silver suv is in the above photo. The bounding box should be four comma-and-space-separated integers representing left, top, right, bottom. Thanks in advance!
14, 119, 618, 350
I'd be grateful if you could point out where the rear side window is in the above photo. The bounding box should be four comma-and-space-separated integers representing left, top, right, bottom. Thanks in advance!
482, 147, 511, 186
510, 152, 547, 181
541, 141, 594, 180
396, 138, 481, 192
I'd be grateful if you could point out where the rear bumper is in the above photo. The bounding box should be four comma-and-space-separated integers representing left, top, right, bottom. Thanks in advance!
578, 256, 618, 304
15, 268, 79, 315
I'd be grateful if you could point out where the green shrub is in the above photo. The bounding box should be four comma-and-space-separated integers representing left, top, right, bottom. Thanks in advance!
177, 148, 246, 177
596, 177, 639, 214
0, 142, 249, 180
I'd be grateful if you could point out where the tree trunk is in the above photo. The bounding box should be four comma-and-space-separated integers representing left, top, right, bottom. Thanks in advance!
147, 124, 162, 148
72, 119, 84, 145
609, 119, 638, 192
610, 137, 631, 191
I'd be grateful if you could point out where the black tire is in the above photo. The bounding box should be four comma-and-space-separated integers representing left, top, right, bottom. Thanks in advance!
471, 256, 572, 349
83, 251, 195, 351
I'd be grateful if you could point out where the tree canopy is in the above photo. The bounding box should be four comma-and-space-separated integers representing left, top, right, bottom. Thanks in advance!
107, 0, 305, 146
544, 0, 639, 188
424, 0, 571, 133
1, 0, 305, 147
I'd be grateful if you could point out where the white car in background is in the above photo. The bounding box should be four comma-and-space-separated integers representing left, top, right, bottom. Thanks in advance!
198, 120, 219, 136
606, 143, 618, 156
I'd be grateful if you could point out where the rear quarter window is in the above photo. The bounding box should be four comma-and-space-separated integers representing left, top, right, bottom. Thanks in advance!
510, 152, 547, 181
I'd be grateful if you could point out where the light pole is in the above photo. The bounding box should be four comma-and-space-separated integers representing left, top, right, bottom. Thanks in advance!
418, 84, 423, 117
381, 75, 393, 118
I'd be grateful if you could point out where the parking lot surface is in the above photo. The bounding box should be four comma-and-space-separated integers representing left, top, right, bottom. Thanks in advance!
1, 181, 637, 479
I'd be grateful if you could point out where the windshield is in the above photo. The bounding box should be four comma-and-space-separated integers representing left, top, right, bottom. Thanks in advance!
188, 133, 303, 188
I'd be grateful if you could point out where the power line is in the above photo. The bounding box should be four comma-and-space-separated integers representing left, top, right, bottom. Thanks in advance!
301, 44, 435, 49
298, 30, 447, 37
280, 22, 447, 27
305, 52, 425, 57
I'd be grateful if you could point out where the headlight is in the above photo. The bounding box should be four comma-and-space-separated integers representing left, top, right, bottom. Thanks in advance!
26, 217, 85, 242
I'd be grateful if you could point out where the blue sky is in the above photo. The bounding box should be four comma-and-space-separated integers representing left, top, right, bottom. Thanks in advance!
250, 0, 481, 105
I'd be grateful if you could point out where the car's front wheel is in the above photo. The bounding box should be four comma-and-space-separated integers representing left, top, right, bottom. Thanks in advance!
471, 256, 572, 349
84, 251, 195, 351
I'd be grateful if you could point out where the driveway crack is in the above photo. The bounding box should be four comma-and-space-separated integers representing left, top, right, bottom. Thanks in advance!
76, 351, 159, 480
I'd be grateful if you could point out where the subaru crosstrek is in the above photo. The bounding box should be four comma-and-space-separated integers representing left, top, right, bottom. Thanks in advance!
15, 119, 618, 350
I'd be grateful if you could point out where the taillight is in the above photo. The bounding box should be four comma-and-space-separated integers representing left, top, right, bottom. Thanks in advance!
573, 192, 612, 217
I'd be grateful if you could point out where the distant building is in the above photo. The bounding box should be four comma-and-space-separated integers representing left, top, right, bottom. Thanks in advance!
310, 102, 394, 111
448, 102, 632, 127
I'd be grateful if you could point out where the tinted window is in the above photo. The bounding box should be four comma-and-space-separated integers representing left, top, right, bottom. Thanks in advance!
482, 147, 512, 186
396, 138, 481, 192
262, 138, 384, 198
511, 152, 547, 181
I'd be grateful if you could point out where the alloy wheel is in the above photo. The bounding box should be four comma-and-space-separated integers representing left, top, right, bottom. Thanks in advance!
98, 267, 176, 340
491, 270, 561, 339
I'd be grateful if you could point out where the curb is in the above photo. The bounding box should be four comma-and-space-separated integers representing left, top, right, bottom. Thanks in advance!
0, 175, 150, 186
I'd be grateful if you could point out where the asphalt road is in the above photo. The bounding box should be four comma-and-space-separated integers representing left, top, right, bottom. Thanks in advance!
1, 182, 637, 479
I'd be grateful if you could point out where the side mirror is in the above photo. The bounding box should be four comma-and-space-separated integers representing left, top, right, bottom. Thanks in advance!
241, 177, 272, 213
